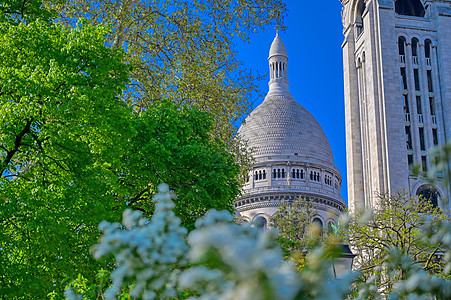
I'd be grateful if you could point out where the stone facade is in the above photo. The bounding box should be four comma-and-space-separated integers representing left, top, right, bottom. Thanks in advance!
236, 34, 346, 228
341, 0, 451, 212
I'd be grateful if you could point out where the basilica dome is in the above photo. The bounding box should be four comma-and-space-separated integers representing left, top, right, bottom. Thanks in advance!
235, 33, 346, 228
238, 94, 335, 168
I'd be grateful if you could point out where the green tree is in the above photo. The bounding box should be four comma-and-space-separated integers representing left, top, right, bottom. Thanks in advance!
51, 0, 287, 161
0, 15, 130, 299
117, 100, 241, 230
270, 198, 327, 269
345, 192, 450, 295
0, 2, 241, 298
49, 0, 288, 185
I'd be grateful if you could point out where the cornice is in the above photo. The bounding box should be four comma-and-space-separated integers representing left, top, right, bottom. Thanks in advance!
235, 191, 347, 213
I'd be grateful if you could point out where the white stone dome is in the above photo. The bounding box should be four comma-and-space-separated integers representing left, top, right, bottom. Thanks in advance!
238, 94, 335, 168
268, 32, 287, 58
235, 33, 345, 226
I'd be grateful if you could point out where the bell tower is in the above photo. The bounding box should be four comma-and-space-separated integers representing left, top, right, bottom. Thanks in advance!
340, 0, 451, 212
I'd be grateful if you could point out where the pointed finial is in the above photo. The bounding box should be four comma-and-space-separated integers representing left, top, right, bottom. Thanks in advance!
275, 24, 281, 37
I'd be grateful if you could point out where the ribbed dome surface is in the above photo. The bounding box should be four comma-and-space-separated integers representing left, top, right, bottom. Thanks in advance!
269, 34, 287, 58
239, 94, 335, 167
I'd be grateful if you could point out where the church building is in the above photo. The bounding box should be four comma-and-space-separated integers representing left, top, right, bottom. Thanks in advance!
235, 33, 347, 228
340, 0, 451, 211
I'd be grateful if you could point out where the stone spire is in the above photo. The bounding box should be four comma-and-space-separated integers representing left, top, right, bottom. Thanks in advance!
268, 32, 289, 95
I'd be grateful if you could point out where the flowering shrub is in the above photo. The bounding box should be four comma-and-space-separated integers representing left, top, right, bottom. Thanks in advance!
179, 209, 300, 300
77, 183, 188, 300
66, 183, 451, 300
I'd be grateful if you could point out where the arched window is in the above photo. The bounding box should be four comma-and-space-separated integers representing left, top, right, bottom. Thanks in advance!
277, 169, 281, 178
398, 36, 406, 56
395, 0, 425, 17
281, 169, 285, 178
313, 218, 324, 231
254, 171, 258, 180
292, 169, 296, 178
258, 170, 262, 180
425, 39, 432, 66
253, 215, 267, 229
300, 169, 304, 179
416, 185, 440, 207
296, 169, 300, 179
411, 38, 419, 57
355, 0, 366, 36
263, 170, 266, 179
425, 39, 432, 58
273, 169, 277, 179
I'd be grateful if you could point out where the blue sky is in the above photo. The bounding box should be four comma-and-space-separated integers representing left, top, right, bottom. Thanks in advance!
236, 1, 349, 200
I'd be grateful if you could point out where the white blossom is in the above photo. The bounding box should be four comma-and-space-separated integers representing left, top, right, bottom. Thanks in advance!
179, 209, 302, 300
90, 183, 188, 300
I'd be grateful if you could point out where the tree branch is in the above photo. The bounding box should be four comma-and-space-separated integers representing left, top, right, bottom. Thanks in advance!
1, 118, 33, 176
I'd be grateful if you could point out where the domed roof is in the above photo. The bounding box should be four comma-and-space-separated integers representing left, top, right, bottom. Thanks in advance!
238, 94, 335, 167
268, 32, 287, 58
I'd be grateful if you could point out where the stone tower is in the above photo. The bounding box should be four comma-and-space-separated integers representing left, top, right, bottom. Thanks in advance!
236, 33, 346, 228
340, 0, 451, 211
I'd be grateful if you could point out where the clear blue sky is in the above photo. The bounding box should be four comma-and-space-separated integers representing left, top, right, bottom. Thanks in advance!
236, 1, 348, 200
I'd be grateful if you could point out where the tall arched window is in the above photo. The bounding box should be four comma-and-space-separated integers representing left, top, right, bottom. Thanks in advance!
253, 215, 267, 229
412, 38, 419, 65
398, 36, 406, 55
398, 36, 406, 64
313, 218, 324, 232
425, 39, 432, 66
355, 0, 366, 36
425, 39, 432, 58
416, 185, 440, 207
395, 0, 425, 17
411, 38, 419, 57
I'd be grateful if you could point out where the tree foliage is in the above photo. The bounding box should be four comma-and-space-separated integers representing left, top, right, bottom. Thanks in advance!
51, 0, 287, 142
0, 2, 241, 298
119, 100, 241, 229
270, 198, 332, 270
69, 186, 357, 300
0, 14, 130, 299
345, 193, 451, 295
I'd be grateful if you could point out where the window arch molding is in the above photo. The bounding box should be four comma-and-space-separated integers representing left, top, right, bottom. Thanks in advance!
412, 181, 445, 208
351, 0, 367, 23
252, 214, 269, 229
312, 217, 324, 231
398, 36, 407, 55
416, 185, 441, 207
353, 0, 366, 37
411, 37, 420, 56
421, 36, 437, 48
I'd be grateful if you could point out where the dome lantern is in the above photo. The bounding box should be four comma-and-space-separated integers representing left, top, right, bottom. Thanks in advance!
268, 32, 289, 94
